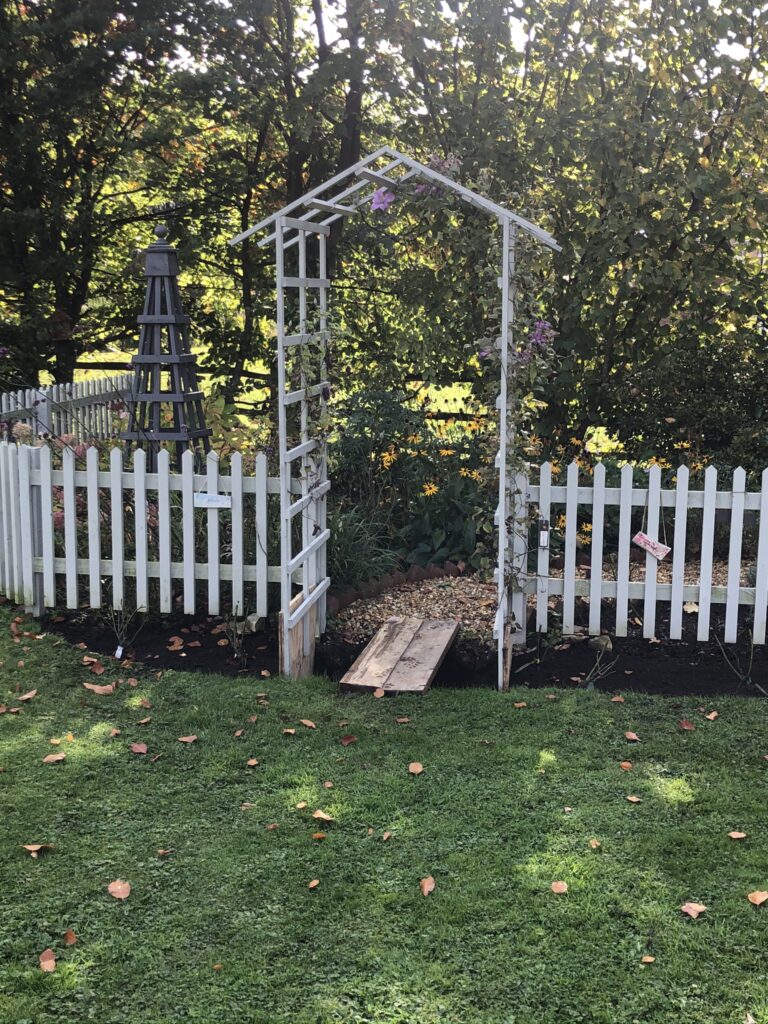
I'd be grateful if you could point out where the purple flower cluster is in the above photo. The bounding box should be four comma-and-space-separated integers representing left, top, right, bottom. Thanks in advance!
530, 320, 557, 349
371, 188, 396, 212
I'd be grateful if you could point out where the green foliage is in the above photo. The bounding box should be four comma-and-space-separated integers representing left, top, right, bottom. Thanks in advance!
326, 508, 398, 588
2, 608, 768, 1023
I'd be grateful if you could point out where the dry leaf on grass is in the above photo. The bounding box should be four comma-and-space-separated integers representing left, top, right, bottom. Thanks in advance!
373, 688, 385, 698
282, 728, 296, 736
641, 955, 655, 964
382, 831, 393, 842
340, 734, 358, 747
626, 795, 642, 803
109, 728, 121, 737
625, 731, 640, 742
323, 780, 333, 789
620, 761, 633, 771
64, 929, 77, 946
312, 810, 333, 823
300, 719, 316, 729
265, 823, 279, 831
157, 849, 174, 856
679, 719, 696, 731
136, 717, 152, 726
177, 735, 197, 744
704, 710, 718, 721
83, 682, 115, 695
513, 701, 527, 709
39, 948, 56, 972
22, 843, 53, 858
130, 742, 147, 755
747, 891, 768, 906
611, 695, 625, 703
18, 689, 37, 702
308, 878, 320, 890
420, 875, 435, 896
550, 881, 568, 894
312, 832, 327, 841
728, 831, 747, 840
408, 762, 424, 775
107, 879, 131, 900
233, 729, 244, 738
680, 901, 706, 919
395, 716, 410, 724
246, 758, 259, 767
589, 839, 601, 849
42, 753, 66, 764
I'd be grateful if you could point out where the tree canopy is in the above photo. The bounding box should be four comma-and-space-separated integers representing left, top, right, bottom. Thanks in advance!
1, 0, 766, 467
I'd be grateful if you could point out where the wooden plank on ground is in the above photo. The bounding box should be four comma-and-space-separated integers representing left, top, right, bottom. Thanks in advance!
341, 616, 460, 694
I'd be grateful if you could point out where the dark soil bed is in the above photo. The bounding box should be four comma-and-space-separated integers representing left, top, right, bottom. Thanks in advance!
44, 596, 768, 697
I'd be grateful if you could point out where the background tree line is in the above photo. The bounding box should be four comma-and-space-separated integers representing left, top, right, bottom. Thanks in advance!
1, 0, 767, 468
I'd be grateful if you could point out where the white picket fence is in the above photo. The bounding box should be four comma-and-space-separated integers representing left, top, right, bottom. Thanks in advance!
0, 374, 132, 441
516, 461, 768, 645
0, 442, 287, 619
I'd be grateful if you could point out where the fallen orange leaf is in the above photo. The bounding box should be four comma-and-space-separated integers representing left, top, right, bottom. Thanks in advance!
626, 795, 642, 803
308, 878, 320, 890
107, 879, 131, 900
42, 753, 66, 764
747, 891, 768, 906
130, 742, 147, 755
109, 728, 121, 737
620, 761, 633, 771
641, 955, 655, 964
704, 711, 718, 721
611, 695, 625, 703
157, 849, 174, 856
408, 761, 424, 775
246, 758, 259, 767
589, 839, 601, 849
139, 698, 152, 709
394, 717, 410, 724
679, 719, 696, 731
551, 880, 568, 894
680, 901, 706, 919
299, 719, 316, 729
233, 729, 244, 738
265, 823, 279, 831
312, 809, 333, 823
177, 735, 197, 744
728, 831, 747, 840
64, 928, 77, 946
420, 875, 436, 896
295, 801, 308, 809
136, 716, 152, 726
282, 728, 296, 736
625, 731, 640, 742
323, 780, 333, 789
382, 831, 393, 841
39, 948, 56, 972
212, 963, 223, 972
18, 689, 37, 702
373, 688, 385, 698
312, 832, 327, 840
340, 734, 358, 747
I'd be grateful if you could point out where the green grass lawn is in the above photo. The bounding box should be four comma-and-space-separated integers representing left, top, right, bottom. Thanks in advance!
1, 607, 767, 1024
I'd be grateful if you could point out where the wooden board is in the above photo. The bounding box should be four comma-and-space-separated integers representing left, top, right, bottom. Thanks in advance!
279, 590, 318, 680
341, 616, 460, 694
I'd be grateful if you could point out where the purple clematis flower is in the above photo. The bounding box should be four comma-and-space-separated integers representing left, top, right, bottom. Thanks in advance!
371, 188, 396, 212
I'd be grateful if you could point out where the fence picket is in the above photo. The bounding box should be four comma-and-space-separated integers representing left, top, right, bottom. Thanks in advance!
110, 447, 124, 610
181, 450, 196, 615
86, 446, 102, 608
669, 465, 689, 639
62, 447, 78, 608
255, 452, 268, 618
231, 452, 244, 617
18, 445, 35, 609
134, 450, 149, 612
588, 462, 606, 635
536, 462, 552, 635
157, 450, 172, 613
39, 445, 55, 607
207, 451, 220, 616
643, 465, 662, 639
697, 465, 717, 641
724, 467, 746, 643
615, 464, 633, 636
562, 461, 578, 635
8, 445, 23, 603
0, 443, 10, 594
754, 468, 768, 644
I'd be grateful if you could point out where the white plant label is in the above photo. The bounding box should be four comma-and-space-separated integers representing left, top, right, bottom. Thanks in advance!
193, 493, 232, 510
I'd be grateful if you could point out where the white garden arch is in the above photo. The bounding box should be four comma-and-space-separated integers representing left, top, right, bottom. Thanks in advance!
230, 146, 560, 688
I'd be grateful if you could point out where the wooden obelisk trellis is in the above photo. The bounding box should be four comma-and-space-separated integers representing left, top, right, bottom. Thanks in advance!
121, 225, 211, 470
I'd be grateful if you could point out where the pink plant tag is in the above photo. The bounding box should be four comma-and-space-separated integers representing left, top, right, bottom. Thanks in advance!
632, 531, 671, 561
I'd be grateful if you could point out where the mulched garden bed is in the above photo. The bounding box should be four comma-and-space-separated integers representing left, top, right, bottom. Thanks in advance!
43, 573, 767, 697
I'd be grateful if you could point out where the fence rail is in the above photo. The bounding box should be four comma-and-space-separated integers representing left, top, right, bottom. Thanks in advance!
0, 443, 291, 620
0, 374, 133, 441
514, 462, 768, 646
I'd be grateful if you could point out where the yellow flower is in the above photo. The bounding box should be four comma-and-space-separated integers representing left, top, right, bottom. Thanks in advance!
439, 448, 456, 457
470, 470, 482, 482
459, 468, 471, 477
381, 448, 397, 469
422, 482, 439, 497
